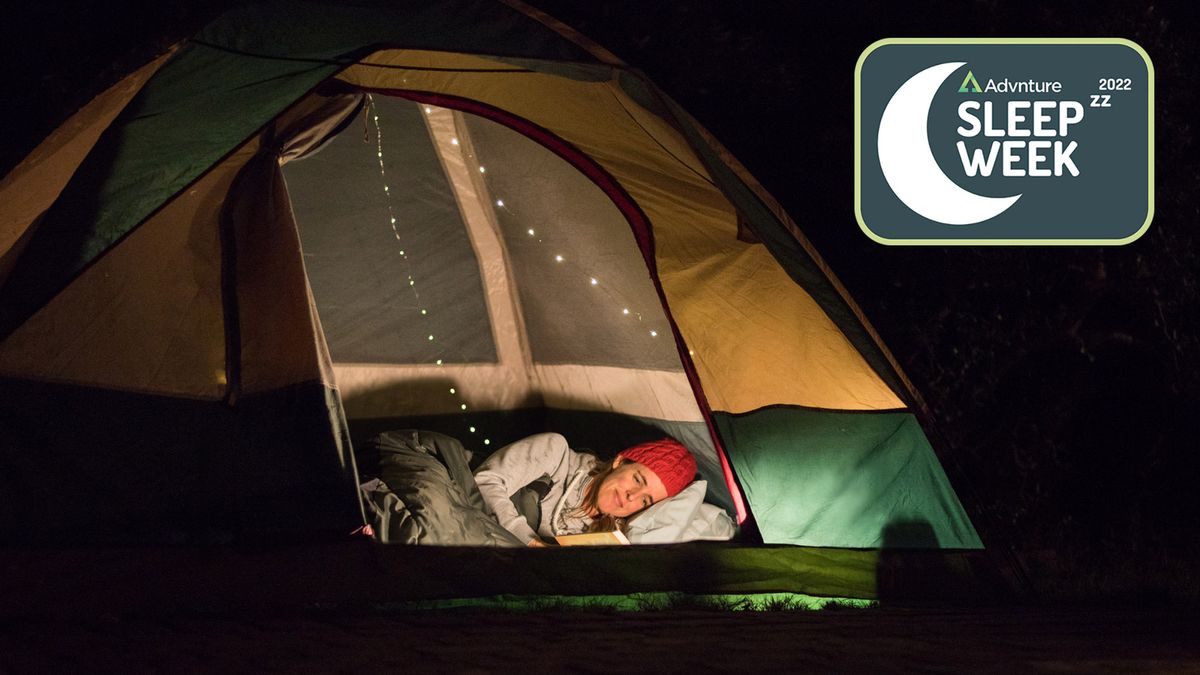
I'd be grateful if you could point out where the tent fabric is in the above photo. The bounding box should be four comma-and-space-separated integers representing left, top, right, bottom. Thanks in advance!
0, 377, 360, 543
661, 95, 925, 412
0, 50, 176, 286
0, 162, 229, 398
461, 110, 681, 371
283, 93, 731, 506
717, 407, 982, 549
334, 53, 904, 414
0, 0, 595, 340
616, 73, 920, 410
0, 542, 1003, 617
0, 88, 359, 400
280, 82, 977, 545
222, 91, 366, 398
286, 95, 706, 423
286, 100, 500, 366
0, 0, 987, 576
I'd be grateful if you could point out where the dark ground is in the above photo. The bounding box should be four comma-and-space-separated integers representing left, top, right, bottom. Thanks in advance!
5, 606, 1200, 673
3, 0, 1200, 670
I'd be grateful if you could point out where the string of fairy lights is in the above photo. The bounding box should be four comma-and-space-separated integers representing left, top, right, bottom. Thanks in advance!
416, 102, 666, 339
370, 94, 482, 440
366, 95, 680, 446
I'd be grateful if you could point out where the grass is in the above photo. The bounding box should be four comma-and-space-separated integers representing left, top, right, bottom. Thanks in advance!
371, 592, 875, 614
1020, 546, 1200, 607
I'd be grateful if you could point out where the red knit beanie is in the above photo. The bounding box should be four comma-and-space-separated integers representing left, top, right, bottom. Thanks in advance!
618, 438, 697, 499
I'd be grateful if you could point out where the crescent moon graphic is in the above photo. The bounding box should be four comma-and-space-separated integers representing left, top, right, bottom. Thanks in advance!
877, 61, 1021, 225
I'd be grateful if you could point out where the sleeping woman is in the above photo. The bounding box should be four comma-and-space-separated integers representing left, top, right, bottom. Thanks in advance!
474, 433, 697, 547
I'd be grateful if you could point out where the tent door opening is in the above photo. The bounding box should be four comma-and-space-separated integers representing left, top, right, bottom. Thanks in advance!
282, 91, 738, 515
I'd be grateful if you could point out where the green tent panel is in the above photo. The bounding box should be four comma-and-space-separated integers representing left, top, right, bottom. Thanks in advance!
717, 407, 981, 549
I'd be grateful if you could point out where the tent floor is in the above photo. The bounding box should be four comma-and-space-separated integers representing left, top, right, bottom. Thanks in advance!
1, 540, 1007, 619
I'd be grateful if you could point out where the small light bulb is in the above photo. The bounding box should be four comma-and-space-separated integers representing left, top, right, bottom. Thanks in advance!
390, 217, 396, 224
420, 309, 427, 315
496, 199, 504, 207
469, 426, 476, 433
479, 166, 486, 173
650, 330, 658, 337
689, 349, 695, 356
460, 403, 468, 411
424, 106, 432, 114
622, 308, 630, 315
449, 387, 456, 395
436, 359, 443, 365
527, 229, 535, 236
451, 138, 459, 146
377, 151, 383, 158
555, 255, 563, 262
373, 115, 379, 122
590, 278, 598, 285
484, 439, 491, 445
428, 334, 434, 341
383, 186, 389, 192
399, 250, 405, 256
409, 280, 415, 286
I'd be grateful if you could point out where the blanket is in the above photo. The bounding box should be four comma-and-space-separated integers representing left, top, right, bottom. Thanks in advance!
358, 430, 524, 547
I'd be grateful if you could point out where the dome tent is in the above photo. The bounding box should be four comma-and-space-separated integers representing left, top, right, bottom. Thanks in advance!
0, 0, 988, 604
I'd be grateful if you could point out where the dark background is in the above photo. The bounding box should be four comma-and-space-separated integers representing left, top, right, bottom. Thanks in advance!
3, 1, 1198, 601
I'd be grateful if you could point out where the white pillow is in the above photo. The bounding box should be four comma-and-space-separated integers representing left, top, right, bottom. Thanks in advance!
625, 480, 736, 544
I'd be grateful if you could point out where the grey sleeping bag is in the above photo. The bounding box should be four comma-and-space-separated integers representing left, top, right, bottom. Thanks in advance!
358, 429, 524, 547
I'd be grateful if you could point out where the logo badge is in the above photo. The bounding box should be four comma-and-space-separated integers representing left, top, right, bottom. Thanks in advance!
855, 39, 1153, 244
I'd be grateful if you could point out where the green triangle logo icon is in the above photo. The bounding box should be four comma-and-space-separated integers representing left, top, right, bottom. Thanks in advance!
958, 70, 982, 93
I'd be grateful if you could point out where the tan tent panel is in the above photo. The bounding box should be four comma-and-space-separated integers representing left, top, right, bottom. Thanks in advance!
336, 50, 903, 413
0, 88, 358, 399
336, 363, 702, 422
0, 143, 238, 398
207, 89, 362, 398
427, 106, 531, 372
673, 104, 925, 413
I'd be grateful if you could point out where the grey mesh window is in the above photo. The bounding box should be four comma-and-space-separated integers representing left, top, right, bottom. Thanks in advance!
285, 98, 496, 364
463, 114, 683, 371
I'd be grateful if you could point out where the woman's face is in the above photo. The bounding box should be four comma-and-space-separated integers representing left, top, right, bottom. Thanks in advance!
595, 459, 669, 517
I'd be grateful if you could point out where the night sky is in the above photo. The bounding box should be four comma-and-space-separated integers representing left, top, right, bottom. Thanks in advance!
3, 0, 1199, 600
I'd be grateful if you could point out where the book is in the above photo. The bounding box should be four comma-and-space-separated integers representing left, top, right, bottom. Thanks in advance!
552, 530, 630, 546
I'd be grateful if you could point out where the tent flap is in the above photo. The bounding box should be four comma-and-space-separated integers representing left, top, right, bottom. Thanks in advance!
717, 406, 982, 549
